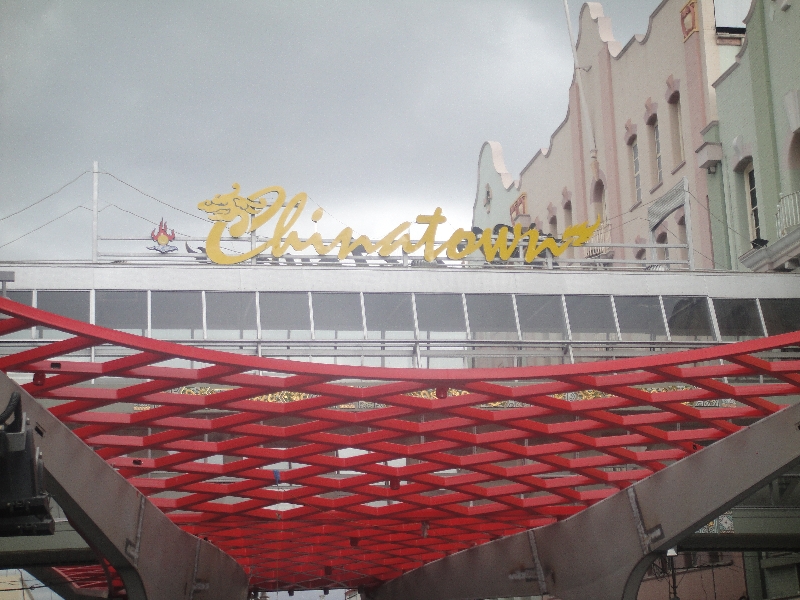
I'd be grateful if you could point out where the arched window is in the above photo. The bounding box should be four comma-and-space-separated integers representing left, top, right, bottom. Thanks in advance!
649, 118, 663, 186
656, 230, 669, 263
675, 212, 688, 262
563, 201, 573, 231
562, 190, 574, 259
668, 96, 685, 168
592, 180, 606, 223
631, 139, 642, 205
548, 213, 558, 238
744, 162, 761, 242
789, 132, 800, 193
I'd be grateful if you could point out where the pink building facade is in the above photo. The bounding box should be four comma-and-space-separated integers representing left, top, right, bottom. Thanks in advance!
473, 0, 743, 269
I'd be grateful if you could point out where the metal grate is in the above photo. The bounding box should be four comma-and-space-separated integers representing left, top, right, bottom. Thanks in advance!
2, 297, 800, 593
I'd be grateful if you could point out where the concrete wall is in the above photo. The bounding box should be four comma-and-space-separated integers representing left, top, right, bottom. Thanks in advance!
712, 0, 800, 269
471, 142, 520, 232
473, 0, 743, 269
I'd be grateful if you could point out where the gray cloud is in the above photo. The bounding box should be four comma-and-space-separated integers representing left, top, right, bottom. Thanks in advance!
0, 1, 747, 260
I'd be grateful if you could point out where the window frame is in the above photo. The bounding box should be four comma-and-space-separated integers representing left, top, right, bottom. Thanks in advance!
744, 162, 761, 241
653, 119, 663, 185
632, 139, 642, 205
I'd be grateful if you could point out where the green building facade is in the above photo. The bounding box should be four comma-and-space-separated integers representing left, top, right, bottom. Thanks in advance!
705, 0, 800, 272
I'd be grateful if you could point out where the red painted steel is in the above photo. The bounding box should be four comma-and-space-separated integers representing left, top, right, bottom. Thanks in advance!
2, 297, 800, 594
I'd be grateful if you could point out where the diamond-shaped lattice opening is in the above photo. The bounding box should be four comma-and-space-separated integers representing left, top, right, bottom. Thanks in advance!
4, 297, 800, 592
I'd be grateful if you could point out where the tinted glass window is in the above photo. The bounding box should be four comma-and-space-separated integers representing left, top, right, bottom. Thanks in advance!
312, 293, 363, 339
6, 291, 32, 306
516, 295, 567, 340
565, 296, 617, 340
713, 298, 763, 340
2, 291, 33, 339
415, 294, 467, 336
36, 291, 90, 340
151, 291, 203, 339
206, 292, 257, 339
760, 298, 800, 335
260, 292, 311, 340
465, 294, 517, 339
37, 291, 90, 322
364, 293, 414, 339
96, 291, 147, 335
662, 296, 714, 341
614, 296, 667, 341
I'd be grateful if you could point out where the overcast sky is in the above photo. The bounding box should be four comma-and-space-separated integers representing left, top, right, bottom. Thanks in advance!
0, 0, 751, 261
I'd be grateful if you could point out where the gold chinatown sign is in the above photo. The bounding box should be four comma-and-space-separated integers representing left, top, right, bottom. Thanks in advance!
198, 183, 599, 265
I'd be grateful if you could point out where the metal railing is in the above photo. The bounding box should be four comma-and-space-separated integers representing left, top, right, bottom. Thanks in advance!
583, 220, 612, 258
87, 231, 691, 270
776, 190, 800, 238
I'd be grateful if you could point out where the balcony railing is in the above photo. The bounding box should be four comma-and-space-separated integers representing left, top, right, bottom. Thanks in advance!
776, 190, 800, 238
584, 220, 612, 258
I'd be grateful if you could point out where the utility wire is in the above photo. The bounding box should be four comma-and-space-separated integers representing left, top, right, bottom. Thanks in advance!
101, 171, 208, 222
687, 190, 750, 243
0, 171, 89, 221
103, 203, 193, 237
307, 196, 364, 237
103, 203, 244, 254
661, 221, 718, 267
0, 204, 87, 250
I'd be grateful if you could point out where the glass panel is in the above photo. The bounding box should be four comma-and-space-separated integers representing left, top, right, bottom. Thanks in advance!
713, 298, 763, 341
518, 351, 570, 367
364, 293, 414, 339
465, 294, 517, 340
2, 291, 33, 340
415, 294, 467, 338
151, 291, 203, 339
206, 292, 257, 340
311, 293, 363, 339
662, 296, 714, 341
516, 295, 567, 340
614, 296, 667, 341
564, 295, 617, 341
37, 291, 90, 322
260, 292, 311, 340
6, 290, 32, 306
96, 291, 147, 335
760, 298, 800, 335
426, 357, 466, 368
36, 290, 90, 340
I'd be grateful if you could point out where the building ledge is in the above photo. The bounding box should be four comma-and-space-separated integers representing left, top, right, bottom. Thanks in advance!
649, 181, 664, 195
739, 227, 800, 272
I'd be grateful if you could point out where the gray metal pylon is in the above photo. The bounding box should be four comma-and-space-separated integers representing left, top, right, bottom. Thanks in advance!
369, 400, 800, 600
0, 372, 249, 600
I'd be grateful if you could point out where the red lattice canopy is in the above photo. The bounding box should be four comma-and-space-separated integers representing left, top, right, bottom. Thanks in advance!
1, 298, 799, 593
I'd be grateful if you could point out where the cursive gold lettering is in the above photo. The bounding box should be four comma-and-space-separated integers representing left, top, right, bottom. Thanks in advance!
199, 184, 600, 265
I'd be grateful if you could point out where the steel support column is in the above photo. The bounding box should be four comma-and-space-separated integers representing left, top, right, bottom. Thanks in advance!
0, 372, 248, 600
368, 401, 800, 600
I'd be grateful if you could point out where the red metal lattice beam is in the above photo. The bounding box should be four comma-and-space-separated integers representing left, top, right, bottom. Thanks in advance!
1, 297, 799, 593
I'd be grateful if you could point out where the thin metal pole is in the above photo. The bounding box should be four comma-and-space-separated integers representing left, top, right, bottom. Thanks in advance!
669, 555, 679, 599
682, 177, 695, 270
92, 161, 99, 263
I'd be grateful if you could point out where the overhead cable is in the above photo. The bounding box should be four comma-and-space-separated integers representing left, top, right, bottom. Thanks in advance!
101, 171, 208, 222
0, 171, 89, 221
0, 204, 87, 249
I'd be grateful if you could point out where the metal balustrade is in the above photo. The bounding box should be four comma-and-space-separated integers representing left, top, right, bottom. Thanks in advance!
583, 220, 612, 258
88, 231, 692, 270
776, 190, 800, 238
